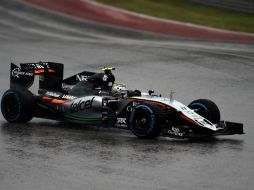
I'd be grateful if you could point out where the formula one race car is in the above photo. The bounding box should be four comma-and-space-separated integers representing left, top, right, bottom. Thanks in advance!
1, 62, 244, 139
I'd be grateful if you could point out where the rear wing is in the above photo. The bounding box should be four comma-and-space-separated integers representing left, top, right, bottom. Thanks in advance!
10, 62, 98, 93
10, 62, 63, 91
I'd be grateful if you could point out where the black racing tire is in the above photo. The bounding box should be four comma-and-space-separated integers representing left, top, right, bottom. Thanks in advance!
188, 99, 220, 124
1, 88, 35, 123
130, 103, 161, 139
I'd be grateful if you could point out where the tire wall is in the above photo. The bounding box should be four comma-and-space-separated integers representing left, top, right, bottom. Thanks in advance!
190, 0, 254, 14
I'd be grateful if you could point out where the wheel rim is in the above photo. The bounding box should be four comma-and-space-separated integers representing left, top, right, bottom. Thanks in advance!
135, 109, 151, 130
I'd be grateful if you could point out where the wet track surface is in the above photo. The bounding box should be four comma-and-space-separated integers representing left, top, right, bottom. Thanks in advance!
0, 0, 254, 189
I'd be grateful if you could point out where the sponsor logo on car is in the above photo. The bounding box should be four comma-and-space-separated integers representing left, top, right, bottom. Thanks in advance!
62, 95, 77, 100
22, 62, 50, 70
45, 91, 61, 98
102, 74, 108, 82
62, 83, 74, 90
126, 101, 138, 112
76, 75, 88, 81
117, 117, 126, 124
12, 68, 33, 78
115, 117, 128, 128
168, 127, 184, 137
70, 97, 95, 113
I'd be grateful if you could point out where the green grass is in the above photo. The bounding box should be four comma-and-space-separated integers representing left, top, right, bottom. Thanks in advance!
96, 0, 254, 33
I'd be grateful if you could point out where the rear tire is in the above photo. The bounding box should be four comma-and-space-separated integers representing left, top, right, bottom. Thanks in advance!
1, 88, 35, 123
130, 103, 161, 139
188, 99, 220, 124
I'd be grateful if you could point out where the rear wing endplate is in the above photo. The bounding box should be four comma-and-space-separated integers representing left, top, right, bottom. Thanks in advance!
10, 62, 63, 91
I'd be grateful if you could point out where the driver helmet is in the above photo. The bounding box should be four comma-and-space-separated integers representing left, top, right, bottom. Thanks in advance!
112, 83, 127, 92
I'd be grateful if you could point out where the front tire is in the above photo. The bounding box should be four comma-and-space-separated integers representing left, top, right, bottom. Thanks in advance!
130, 103, 161, 139
188, 99, 220, 124
1, 88, 35, 123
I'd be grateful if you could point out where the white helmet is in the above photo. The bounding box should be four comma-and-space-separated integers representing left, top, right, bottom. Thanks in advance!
112, 83, 127, 92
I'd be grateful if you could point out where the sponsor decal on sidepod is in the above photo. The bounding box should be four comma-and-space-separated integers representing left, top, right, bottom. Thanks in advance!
70, 97, 95, 113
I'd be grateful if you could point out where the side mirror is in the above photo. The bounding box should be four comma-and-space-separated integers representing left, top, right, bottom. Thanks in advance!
148, 90, 154, 95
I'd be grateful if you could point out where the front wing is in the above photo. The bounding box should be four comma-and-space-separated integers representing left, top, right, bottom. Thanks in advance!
161, 121, 244, 139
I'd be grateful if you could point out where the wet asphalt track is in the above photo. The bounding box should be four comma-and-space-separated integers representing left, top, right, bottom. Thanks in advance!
0, 0, 254, 190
